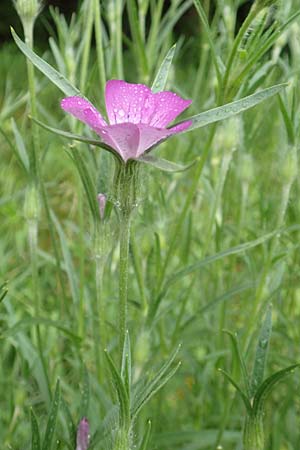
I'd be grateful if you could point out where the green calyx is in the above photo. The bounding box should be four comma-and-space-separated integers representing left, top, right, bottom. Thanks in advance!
113, 160, 140, 218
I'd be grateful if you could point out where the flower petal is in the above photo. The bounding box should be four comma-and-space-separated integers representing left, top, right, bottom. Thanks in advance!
105, 80, 154, 125
61, 97, 107, 132
149, 92, 192, 128
135, 120, 193, 157
105, 80, 192, 128
136, 124, 172, 156
96, 123, 140, 161
168, 119, 193, 133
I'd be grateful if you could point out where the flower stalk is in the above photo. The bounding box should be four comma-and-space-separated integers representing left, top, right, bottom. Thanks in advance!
114, 161, 139, 361
243, 413, 264, 450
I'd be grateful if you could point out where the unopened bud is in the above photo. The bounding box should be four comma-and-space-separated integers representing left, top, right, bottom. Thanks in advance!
97, 193, 106, 220
14, 0, 42, 23
76, 418, 90, 450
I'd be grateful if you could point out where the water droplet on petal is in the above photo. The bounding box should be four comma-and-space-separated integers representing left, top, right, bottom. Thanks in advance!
118, 109, 125, 117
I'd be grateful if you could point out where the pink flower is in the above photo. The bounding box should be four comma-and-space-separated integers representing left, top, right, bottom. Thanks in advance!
76, 417, 90, 450
61, 80, 192, 162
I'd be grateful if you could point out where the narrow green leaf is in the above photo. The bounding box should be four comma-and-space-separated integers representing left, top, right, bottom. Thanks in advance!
31, 409, 41, 450
253, 364, 300, 416
11, 28, 81, 98
151, 44, 176, 93
137, 154, 197, 172
104, 350, 130, 429
132, 345, 181, 420
30, 117, 119, 158
218, 368, 252, 413
11, 119, 30, 172
0, 316, 81, 344
223, 330, 251, 398
139, 420, 152, 450
180, 84, 286, 133
250, 305, 273, 398
80, 366, 90, 418
42, 380, 61, 450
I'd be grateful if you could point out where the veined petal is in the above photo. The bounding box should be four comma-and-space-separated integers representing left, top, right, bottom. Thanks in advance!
149, 92, 192, 128
105, 80, 155, 125
95, 123, 140, 161
61, 97, 107, 132
135, 120, 193, 157
105, 80, 192, 128
136, 124, 173, 157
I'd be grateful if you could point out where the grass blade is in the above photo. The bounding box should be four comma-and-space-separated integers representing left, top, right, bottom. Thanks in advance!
218, 368, 252, 413
139, 420, 152, 450
104, 350, 130, 429
223, 330, 251, 398
151, 44, 176, 93
31, 409, 41, 450
42, 380, 61, 450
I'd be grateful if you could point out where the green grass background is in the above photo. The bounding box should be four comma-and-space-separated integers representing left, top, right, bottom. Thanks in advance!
1, 0, 300, 449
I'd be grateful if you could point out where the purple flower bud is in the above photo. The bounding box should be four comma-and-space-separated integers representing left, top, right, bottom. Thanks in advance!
97, 193, 106, 219
76, 417, 90, 450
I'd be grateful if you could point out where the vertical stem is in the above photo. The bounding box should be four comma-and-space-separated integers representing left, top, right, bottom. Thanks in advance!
116, 0, 124, 79
94, 0, 107, 100
94, 223, 106, 381
119, 211, 131, 361
80, 0, 94, 93
24, 21, 39, 180
243, 414, 264, 450
23, 18, 52, 404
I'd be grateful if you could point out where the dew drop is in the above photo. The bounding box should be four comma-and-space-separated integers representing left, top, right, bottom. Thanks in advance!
118, 109, 125, 117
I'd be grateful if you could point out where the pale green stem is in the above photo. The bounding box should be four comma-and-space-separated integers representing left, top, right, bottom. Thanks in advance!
23, 18, 52, 404
119, 211, 131, 362
94, 224, 106, 381
28, 216, 52, 404
78, 187, 85, 338
23, 20, 39, 179
116, 0, 124, 79
80, 0, 94, 93
243, 414, 264, 450
114, 428, 130, 450
94, 0, 107, 100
